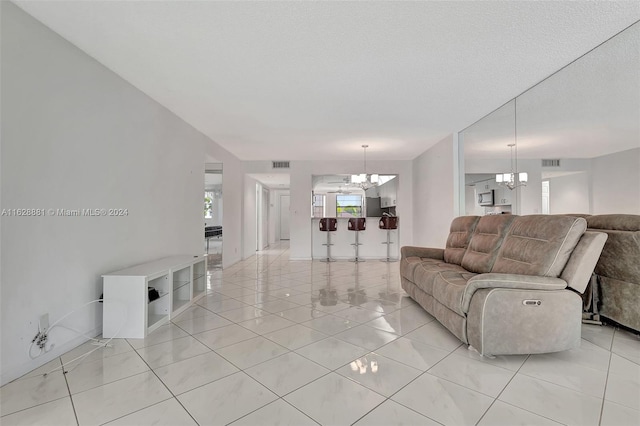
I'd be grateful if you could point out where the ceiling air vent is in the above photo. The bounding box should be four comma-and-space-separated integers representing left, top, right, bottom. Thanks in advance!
272, 161, 290, 169
542, 159, 561, 167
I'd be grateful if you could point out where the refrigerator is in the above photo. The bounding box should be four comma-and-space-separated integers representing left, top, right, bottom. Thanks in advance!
366, 197, 382, 217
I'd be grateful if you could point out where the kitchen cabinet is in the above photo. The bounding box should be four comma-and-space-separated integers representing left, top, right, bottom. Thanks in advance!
379, 182, 396, 207
494, 186, 513, 206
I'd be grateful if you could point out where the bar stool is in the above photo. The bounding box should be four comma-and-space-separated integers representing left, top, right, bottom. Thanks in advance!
379, 216, 399, 262
348, 217, 366, 262
319, 218, 338, 262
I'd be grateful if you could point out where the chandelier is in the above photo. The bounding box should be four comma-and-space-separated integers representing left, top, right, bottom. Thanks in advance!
496, 99, 527, 190
496, 143, 528, 190
351, 145, 379, 189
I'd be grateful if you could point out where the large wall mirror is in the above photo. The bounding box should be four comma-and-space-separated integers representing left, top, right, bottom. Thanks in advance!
312, 174, 398, 218
461, 22, 639, 216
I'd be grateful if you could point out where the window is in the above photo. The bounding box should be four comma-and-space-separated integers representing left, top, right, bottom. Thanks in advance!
312, 194, 325, 218
204, 191, 214, 219
336, 194, 363, 217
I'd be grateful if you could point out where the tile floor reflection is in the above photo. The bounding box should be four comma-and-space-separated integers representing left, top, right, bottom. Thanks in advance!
1, 241, 639, 425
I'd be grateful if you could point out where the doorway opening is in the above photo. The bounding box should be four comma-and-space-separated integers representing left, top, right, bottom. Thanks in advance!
205, 163, 223, 270
248, 174, 290, 253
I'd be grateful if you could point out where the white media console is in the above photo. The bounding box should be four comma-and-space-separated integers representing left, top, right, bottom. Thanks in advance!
102, 255, 207, 338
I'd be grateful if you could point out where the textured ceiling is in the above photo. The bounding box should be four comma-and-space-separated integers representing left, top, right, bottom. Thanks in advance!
463, 21, 639, 160
14, 1, 640, 161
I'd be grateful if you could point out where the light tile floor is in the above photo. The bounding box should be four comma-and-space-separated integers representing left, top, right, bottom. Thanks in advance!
2, 241, 639, 425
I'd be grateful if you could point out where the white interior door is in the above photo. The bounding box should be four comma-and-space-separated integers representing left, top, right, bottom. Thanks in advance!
542, 180, 550, 214
279, 195, 290, 240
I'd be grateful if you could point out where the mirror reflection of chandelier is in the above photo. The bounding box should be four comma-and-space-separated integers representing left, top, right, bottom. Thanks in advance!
496, 99, 527, 190
496, 143, 528, 190
351, 145, 379, 190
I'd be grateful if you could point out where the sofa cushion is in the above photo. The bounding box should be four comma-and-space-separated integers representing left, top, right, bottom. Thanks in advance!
400, 256, 423, 282
443, 216, 480, 265
559, 231, 608, 293
587, 214, 640, 232
400, 247, 445, 282
417, 258, 468, 273
431, 271, 477, 316
461, 215, 516, 273
413, 261, 469, 295
413, 267, 440, 296
599, 275, 640, 332
587, 217, 639, 284
491, 215, 587, 277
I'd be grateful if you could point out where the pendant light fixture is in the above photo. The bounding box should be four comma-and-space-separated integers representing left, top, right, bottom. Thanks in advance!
351, 145, 379, 189
496, 99, 527, 190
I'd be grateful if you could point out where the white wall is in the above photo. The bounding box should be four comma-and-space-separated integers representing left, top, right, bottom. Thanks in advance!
289, 162, 314, 259
0, 2, 209, 384
548, 172, 590, 214
465, 186, 485, 216
412, 135, 456, 247
592, 148, 640, 214
517, 159, 542, 215
260, 187, 269, 249
242, 176, 259, 258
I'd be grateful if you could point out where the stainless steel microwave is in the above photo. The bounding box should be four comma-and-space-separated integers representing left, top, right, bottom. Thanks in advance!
477, 190, 494, 206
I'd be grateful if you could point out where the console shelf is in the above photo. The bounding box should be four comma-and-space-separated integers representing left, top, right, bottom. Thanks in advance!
192, 261, 207, 300
102, 255, 207, 338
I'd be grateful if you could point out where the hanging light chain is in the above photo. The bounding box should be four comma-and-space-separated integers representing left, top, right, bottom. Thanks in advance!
514, 97, 518, 184
362, 144, 368, 174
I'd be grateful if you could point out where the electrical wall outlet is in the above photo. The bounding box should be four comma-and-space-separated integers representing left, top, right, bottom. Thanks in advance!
39, 313, 49, 332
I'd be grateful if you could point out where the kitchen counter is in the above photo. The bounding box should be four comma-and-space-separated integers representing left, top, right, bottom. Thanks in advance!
311, 217, 399, 260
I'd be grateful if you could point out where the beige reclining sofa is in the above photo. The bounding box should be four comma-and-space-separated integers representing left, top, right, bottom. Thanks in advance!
401, 215, 608, 356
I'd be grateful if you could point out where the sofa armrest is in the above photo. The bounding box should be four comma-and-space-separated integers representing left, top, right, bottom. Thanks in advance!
401, 246, 444, 260
462, 273, 568, 313
560, 231, 608, 293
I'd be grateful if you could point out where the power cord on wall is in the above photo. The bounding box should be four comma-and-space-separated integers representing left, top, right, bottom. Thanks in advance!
29, 299, 103, 360
27, 298, 128, 377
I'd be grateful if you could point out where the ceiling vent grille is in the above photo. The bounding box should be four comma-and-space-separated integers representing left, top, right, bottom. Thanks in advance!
542, 159, 561, 167
272, 161, 290, 169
